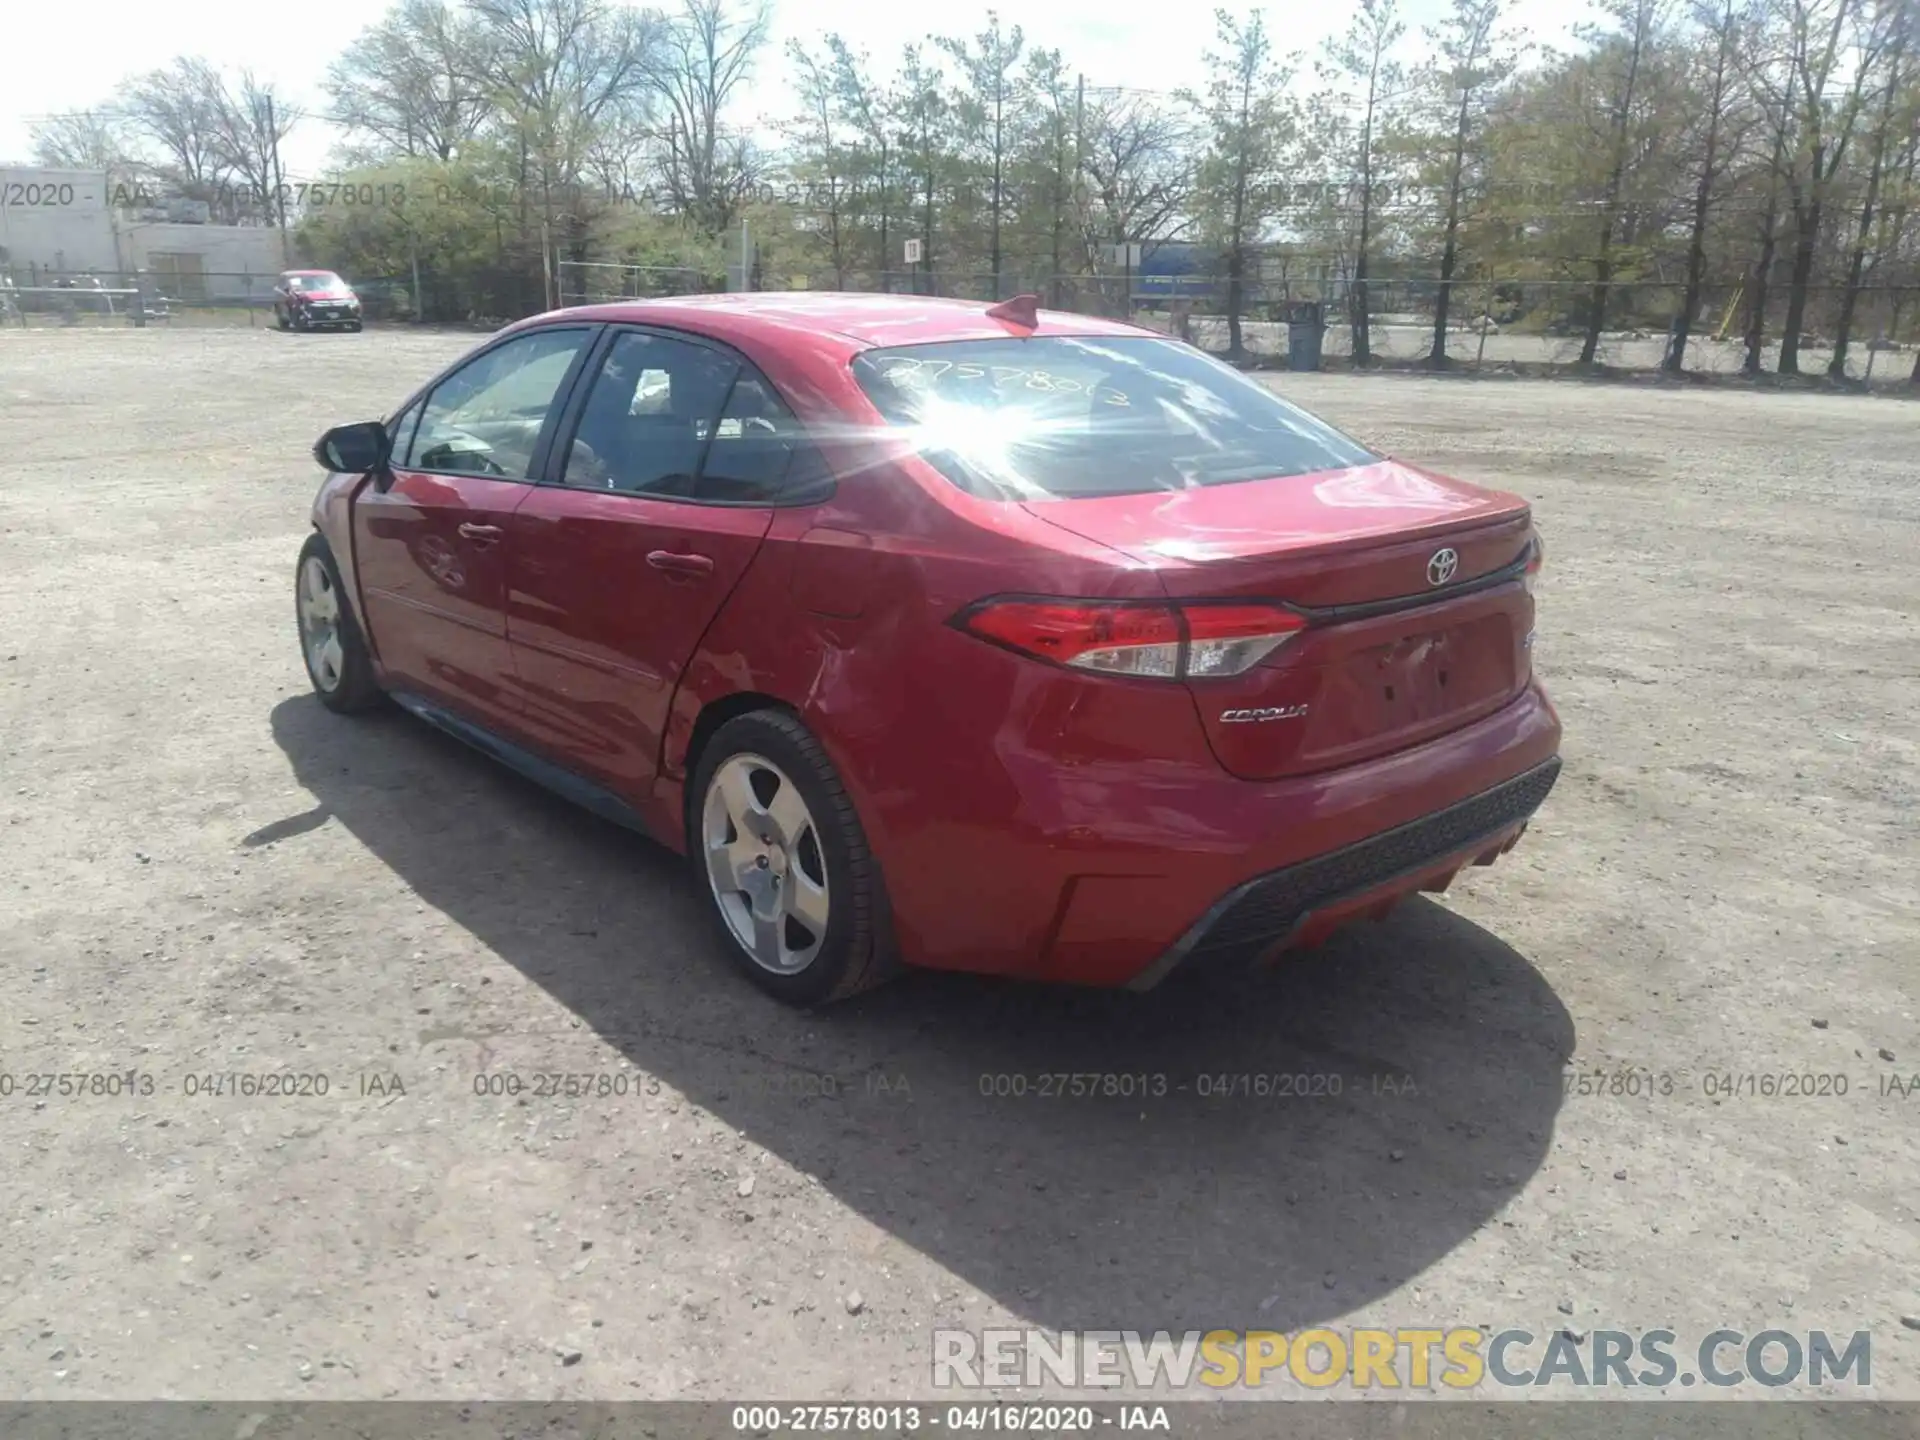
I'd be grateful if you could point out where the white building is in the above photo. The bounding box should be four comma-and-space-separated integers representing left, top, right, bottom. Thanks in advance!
1, 165, 290, 299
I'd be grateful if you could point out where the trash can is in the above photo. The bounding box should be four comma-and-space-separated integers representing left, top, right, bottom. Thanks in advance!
1284, 300, 1324, 372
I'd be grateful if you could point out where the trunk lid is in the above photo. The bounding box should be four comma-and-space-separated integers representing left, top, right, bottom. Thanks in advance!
1025, 460, 1538, 780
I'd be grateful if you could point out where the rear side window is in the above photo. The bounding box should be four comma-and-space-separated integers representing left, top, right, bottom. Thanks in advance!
697, 374, 815, 503
561, 330, 826, 505
850, 335, 1376, 501
561, 331, 739, 497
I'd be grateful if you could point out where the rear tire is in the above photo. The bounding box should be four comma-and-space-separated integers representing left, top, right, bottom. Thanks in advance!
690, 710, 898, 1006
296, 532, 383, 713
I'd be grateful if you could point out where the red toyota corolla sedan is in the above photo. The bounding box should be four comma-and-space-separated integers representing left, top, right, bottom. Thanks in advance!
297, 292, 1560, 1004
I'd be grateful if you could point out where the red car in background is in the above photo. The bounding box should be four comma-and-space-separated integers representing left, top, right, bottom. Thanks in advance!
297, 293, 1560, 1005
275, 269, 363, 332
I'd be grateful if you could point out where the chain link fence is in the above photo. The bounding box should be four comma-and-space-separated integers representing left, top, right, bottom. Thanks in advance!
7, 255, 1913, 383
1, 265, 283, 327
728, 268, 1917, 382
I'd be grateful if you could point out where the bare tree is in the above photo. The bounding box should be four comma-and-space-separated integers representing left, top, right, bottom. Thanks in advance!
581, 91, 662, 199
208, 71, 300, 232
467, 0, 664, 301
1828, 12, 1910, 373
1577, 0, 1669, 364
1665, 0, 1748, 371
29, 111, 141, 183
328, 0, 497, 162
1743, 120, 1790, 371
648, 0, 771, 236
124, 58, 238, 204
1079, 91, 1195, 262
1754, 0, 1880, 372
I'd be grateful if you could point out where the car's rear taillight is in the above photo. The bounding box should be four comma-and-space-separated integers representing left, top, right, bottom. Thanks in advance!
1524, 533, 1545, 597
956, 599, 1306, 679
1182, 604, 1309, 677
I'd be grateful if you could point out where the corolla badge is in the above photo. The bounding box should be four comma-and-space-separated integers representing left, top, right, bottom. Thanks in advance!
1427, 547, 1460, 586
1220, 705, 1310, 724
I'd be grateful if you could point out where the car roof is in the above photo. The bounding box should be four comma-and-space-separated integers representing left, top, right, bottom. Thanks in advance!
525, 292, 1160, 354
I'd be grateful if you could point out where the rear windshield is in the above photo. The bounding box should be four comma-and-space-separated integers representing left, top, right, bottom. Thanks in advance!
850, 335, 1376, 501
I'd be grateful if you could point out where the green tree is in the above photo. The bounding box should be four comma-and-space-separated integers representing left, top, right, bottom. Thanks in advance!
1191, 8, 1296, 359
1318, 0, 1410, 364
1421, 0, 1522, 365
824, 37, 903, 286
787, 39, 855, 286
896, 43, 949, 291
938, 13, 1027, 297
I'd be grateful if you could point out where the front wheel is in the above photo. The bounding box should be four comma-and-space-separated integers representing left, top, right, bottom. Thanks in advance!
296, 533, 383, 713
690, 711, 898, 1005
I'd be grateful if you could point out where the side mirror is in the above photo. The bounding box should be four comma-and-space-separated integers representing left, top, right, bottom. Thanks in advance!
313, 420, 390, 477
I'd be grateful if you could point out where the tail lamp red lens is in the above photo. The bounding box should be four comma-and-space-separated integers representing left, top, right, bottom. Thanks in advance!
957, 599, 1306, 679
1524, 533, 1545, 596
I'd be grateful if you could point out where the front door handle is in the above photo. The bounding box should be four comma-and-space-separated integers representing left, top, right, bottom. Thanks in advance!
458, 522, 503, 544
646, 550, 715, 578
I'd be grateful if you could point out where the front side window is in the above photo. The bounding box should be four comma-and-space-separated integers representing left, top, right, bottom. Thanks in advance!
411, 328, 590, 481
389, 397, 425, 467
850, 335, 1377, 501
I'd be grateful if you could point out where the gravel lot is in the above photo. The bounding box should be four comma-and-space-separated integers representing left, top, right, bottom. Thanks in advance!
1, 328, 1916, 1407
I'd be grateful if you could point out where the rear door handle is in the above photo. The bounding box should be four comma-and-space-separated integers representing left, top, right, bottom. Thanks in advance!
646, 550, 715, 578
458, 522, 503, 544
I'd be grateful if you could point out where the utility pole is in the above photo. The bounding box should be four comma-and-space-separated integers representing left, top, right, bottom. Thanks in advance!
1075, 74, 1085, 163
266, 92, 290, 265
1075, 73, 1085, 310
410, 235, 423, 323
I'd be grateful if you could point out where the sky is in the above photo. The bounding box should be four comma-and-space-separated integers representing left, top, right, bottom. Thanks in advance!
0, 0, 1590, 180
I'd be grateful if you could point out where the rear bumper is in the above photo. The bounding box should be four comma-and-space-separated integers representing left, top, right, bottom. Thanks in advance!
1124, 756, 1559, 989
853, 670, 1559, 985
1023, 679, 1561, 987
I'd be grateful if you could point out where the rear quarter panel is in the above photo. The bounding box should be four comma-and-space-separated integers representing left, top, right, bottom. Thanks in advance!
661, 449, 1219, 974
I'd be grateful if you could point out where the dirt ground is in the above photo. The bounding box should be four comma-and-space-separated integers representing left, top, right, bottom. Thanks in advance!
1, 327, 1916, 1406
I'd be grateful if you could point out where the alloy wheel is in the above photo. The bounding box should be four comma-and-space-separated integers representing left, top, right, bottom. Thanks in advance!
298, 555, 345, 693
701, 753, 831, 974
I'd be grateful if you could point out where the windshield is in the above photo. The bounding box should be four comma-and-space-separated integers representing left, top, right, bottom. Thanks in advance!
850, 335, 1376, 501
291, 274, 348, 291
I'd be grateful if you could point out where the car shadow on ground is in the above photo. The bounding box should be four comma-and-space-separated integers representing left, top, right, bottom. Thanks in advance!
264, 694, 1573, 1334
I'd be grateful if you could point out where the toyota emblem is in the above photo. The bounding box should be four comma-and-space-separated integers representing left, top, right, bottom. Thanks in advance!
1427, 547, 1459, 586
